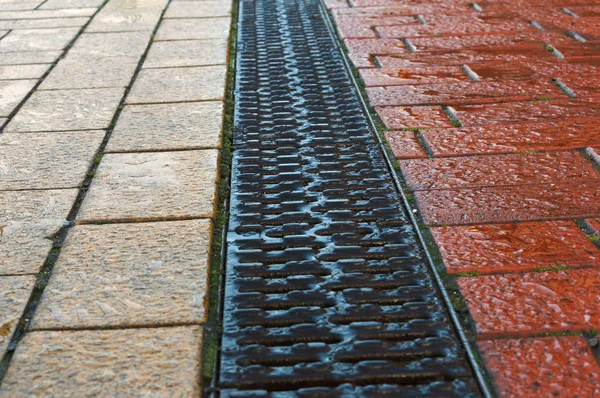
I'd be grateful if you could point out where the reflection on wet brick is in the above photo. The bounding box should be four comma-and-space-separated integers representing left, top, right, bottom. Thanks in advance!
432, 221, 600, 274
375, 105, 453, 129
458, 269, 600, 336
359, 66, 467, 87
383, 130, 427, 159
422, 121, 600, 156
451, 100, 600, 127
367, 79, 562, 106
480, 337, 600, 398
415, 180, 600, 226
400, 151, 598, 190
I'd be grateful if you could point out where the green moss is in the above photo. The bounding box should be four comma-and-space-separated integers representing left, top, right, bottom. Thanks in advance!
532, 265, 570, 272
455, 270, 480, 277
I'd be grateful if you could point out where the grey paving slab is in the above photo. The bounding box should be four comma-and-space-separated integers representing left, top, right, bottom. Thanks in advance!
155, 17, 230, 41
106, 102, 223, 152
86, 8, 163, 32
8, 16, 89, 29
126, 65, 226, 104
0, 131, 104, 190
164, 0, 231, 18
0, 79, 36, 117
0, 276, 36, 358
0, 8, 95, 19
144, 38, 228, 68
32, 219, 212, 329
68, 31, 150, 59
0, 51, 60, 65
0, 326, 203, 397
0, 28, 79, 52
40, 57, 138, 90
39, 0, 103, 9
0, 189, 78, 275
0, 64, 49, 80
77, 150, 219, 223
6, 88, 124, 132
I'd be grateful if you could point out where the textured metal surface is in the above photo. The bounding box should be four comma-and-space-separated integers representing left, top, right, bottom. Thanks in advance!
219, 0, 480, 395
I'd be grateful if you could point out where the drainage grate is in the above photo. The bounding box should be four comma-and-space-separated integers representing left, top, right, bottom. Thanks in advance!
219, 0, 481, 395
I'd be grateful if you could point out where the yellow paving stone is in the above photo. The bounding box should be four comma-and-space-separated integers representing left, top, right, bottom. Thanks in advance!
0, 326, 203, 397
0, 8, 95, 20
68, 31, 151, 59
164, 0, 231, 18
0, 131, 104, 189
77, 150, 219, 223
0, 189, 78, 275
0, 64, 49, 80
106, 102, 223, 152
6, 88, 124, 132
155, 17, 231, 41
126, 65, 226, 104
0, 28, 79, 52
144, 38, 228, 68
0, 51, 60, 66
0, 276, 36, 358
32, 220, 212, 329
9, 17, 90, 29
39, 0, 103, 9
0, 79, 36, 117
40, 56, 138, 90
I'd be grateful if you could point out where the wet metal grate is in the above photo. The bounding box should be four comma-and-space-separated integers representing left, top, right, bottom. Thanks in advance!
219, 0, 480, 395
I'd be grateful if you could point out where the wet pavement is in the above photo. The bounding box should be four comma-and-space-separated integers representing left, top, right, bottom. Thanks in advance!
326, 0, 600, 395
0, 0, 599, 395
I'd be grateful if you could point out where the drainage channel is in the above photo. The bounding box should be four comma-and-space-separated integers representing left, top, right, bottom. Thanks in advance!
218, 0, 483, 395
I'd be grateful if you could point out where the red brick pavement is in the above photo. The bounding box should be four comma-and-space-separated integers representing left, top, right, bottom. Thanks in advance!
327, 0, 600, 395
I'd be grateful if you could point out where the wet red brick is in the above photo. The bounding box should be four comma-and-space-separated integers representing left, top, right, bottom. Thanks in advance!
359, 66, 467, 87
400, 151, 598, 190
415, 180, 600, 226
375, 105, 453, 129
335, 15, 418, 39
585, 218, 600, 235
451, 99, 600, 127
480, 336, 600, 398
344, 38, 406, 68
458, 269, 600, 336
383, 130, 427, 159
422, 121, 600, 156
377, 46, 553, 68
408, 31, 566, 52
557, 74, 600, 98
377, 13, 533, 38
432, 221, 600, 274
367, 79, 562, 106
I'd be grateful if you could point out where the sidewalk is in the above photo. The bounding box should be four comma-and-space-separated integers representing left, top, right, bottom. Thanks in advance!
0, 0, 231, 395
326, 0, 600, 395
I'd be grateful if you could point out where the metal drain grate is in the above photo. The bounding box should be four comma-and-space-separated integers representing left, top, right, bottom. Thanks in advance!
219, 0, 481, 395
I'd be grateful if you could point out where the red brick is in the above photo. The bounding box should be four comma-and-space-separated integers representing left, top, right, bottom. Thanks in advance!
480, 337, 600, 398
567, 5, 600, 17
458, 269, 600, 336
335, 15, 418, 38
367, 79, 562, 106
359, 66, 467, 87
408, 31, 566, 52
557, 74, 600, 98
377, 13, 533, 39
432, 221, 600, 274
587, 146, 600, 165
377, 46, 553, 68
383, 130, 427, 159
344, 38, 406, 68
451, 99, 600, 127
347, 0, 462, 11
422, 121, 600, 156
399, 151, 597, 190
467, 58, 600, 80
375, 105, 454, 129
415, 180, 600, 226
